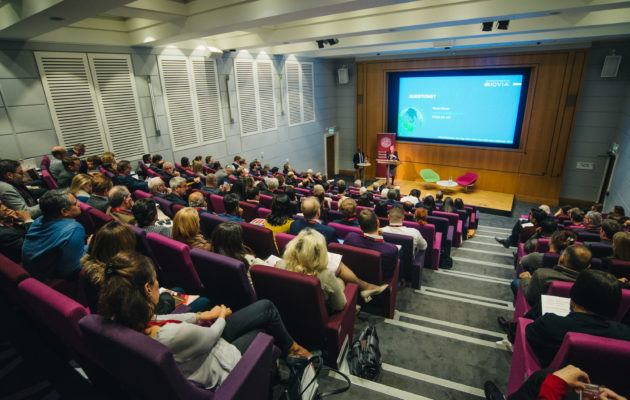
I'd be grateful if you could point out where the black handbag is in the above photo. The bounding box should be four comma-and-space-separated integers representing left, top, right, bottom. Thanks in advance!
347, 325, 382, 380
282, 351, 350, 400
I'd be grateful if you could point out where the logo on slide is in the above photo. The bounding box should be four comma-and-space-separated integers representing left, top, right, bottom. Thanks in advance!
380, 137, 392, 148
398, 107, 423, 135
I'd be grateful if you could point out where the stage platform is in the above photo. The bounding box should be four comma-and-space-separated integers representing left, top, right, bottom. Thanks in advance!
374, 178, 514, 216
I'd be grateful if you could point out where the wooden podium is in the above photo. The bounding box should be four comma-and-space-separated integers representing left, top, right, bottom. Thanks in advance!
376, 159, 401, 186
356, 162, 370, 184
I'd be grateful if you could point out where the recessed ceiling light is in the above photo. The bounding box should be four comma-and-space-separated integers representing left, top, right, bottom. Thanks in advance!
49, 16, 65, 21
143, 36, 156, 43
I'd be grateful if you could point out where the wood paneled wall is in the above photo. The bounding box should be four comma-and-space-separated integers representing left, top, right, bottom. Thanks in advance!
356, 50, 588, 205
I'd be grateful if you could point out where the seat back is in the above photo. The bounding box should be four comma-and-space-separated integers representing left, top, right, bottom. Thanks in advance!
99, 166, 115, 178
275, 233, 295, 255
405, 221, 438, 269
577, 231, 600, 243
145, 168, 161, 178
328, 222, 362, 239
257, 207, 272, 219
542, 252, 560, 267
427, 215, 449, 243
259, 194, 273, 209
172, 204, 185, 215
382, 231, 414, 282
238, 222, 278, 259
87, 207, 113, 231
40, 155, 51, 170
134, 190, 153, 200
209, 194, 225, 214
154, 196, 174, 218
79, 314, 211, 400
432, 210, 458, 227
239, 201, 258, 222
129, 225, 160, 267
549, 332, 630, 395
18, 278, 90, 357
77, 201, 96, 235
41, 168, 58, 189
608, 259, 630, 279
250, 265, 328, 346
0, 253, 30, 303
190, 249, 257, 311
534, 238, 550, 253
199, 213, 229, 237
589, 242, 613, 259
327, 209, 342, 222
146, 233, 203, 294
328, 242, 382, 284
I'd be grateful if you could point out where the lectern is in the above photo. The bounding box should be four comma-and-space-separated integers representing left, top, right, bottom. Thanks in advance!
376, 159, 401, 186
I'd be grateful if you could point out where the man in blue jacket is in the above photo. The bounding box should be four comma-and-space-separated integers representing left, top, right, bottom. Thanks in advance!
114, 160, 149, 192
290, 197, 337, 244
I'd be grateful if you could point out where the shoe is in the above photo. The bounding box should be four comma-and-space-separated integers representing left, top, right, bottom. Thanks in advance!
484, 381, 505, 400
398, 278, 407, 289
497, 316, 511, 334
495, 236, 509, 248
360, 284, 389, 302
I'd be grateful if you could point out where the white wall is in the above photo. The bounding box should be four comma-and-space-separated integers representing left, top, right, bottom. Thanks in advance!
604, 82, 630, 213
0, 42, 340, 175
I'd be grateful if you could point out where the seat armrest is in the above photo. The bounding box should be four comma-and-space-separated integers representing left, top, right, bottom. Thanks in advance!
327, 283, 359, 330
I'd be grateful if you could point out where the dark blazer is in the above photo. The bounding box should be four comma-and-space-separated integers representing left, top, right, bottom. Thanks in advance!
164, 193, 188, 207
289, 219, 338, 245
386, 150, 399, 161
115, 174, 149, 192
332, 218, 360, 227
344, 231, 399, 280
526, 311, 630, 367
86, 195, 109, 213
353, 152, 365, 169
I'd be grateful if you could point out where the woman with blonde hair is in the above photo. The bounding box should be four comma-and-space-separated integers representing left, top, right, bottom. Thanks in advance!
612, 231, 630, 261
172, 207, 210, 251
69, 173, 92, 202
192, 159, 204, 175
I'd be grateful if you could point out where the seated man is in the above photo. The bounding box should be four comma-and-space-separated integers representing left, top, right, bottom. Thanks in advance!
434, 190, 444, 208
523, 217, 558, 254
218, 193, 245, 222
215, 164, 233, 186
148, 176, 170, 197
245, 187, 262, 207
106, 185, 135, 224
200, 173, 224, 195
48, 146, 67, 179
582, 211, 602, 232
188, 191, 209, 213
344, 209, 399, 280
86, 175, 112, 213
290, 196, 337, 244
569, 208, 584, 227
382, 205, 427, 255
114, 160, 149, 192
526, 269, 630, 367
516, 244, 591, 306
333, 198, 359, 226
22, 189, 84, 282
56, 157, 80, 188
585, 218, 621, 247
400, 189, 420, 205
0, 199, 26, 263
385, 189, 398, 206
0, 159, 41, 218
164, 177, 189, 206
261, 177, 278, 196
496, 207, 548, 248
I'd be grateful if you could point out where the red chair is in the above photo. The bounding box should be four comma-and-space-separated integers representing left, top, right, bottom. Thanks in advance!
0, 253, 30, 303
239, 201, 258, 222
199, 213, 229, 237
432, 210, 462, 248
145, 168, 161, 178
41, 168, 58, 189
134, 190, 153, 200
259, 194, 273, 209
275, 233, 295, 255
172, 204, 185, 215
210, 194, 225, 214
40, 155, 51, 170
608, 259, 630, 280
455, 172, 478, 192
257, 207, 271, 219
146, 233, 204, 294
328, 242, 399, 318
77, 201, 97, 235
238, 222, 278, 259
404, 221, 441, 270
87, 207, 113, 231
327, 222, 361, 239
250, 265, 358, 367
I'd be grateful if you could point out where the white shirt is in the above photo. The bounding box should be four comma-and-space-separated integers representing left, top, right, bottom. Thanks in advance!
382, 224, 427, 255
400, 195, 419, 205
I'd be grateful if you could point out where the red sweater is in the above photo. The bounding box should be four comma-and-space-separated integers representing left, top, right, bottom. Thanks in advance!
538, 374, 569, 400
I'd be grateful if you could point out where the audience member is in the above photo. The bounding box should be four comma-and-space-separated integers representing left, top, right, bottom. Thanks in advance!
101, 152, 117, 174
414, 207, 428, 226
160, 162, 180, 182
115, 160, 149, 192
210, 222, 264, 282
262, 178, 278, 196
132, 198, 171, 238
188, 191, 208, 213
180, 156, 191, 170
201, 173, 223, 195
382, 205, 427, 255
218, 193, 245, 222
69, 173, 92, 202
67, 143, 86, 158
385, 189, 398, 206
215, 165, 233, 186
523, 217, 558, 254
312, 184, 331, 209
49, 146, 67, 179
591, 203, 603, 213
150, 154, 164, 172
554, 204, 572, 218
526, 269, 630, 367
374, 199, 388, 218
442, 197, 455, 213
265, 194, 294, 244
344, 209, 399, 280
172, 207, 210, 251
495, 207, 547, 248
400, 189, 420, 205
611, 231, 630, 262
357, 191, 373, 207
245, 187, 261, 207
589, 218, 621, 246
228, 180, 246, 201
165, 177, 189, 206
569, 208, 584, 227
86, 175, 112, 213
520, 230, 576, 273
583, 211, 602, 231
86, 155, 102, 175
422, 195, 436, 213
333, 198, 359, 226
56, 156, 80, 188
107, 185, 136, 224
148, 177, 170, 197
0, 199, 25, 263
0, 159, 41, 218
22, 189, 84, 282
98, 250, 311, 390
290, 197, 337, 244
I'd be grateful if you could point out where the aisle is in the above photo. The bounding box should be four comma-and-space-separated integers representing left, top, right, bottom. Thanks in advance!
320, 223, 516, 400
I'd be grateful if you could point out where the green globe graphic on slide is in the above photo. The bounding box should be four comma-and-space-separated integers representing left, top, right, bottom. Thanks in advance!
398, 107, 423, 135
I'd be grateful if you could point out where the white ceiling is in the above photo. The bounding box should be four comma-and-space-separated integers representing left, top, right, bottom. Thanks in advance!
1, 0, 630, 58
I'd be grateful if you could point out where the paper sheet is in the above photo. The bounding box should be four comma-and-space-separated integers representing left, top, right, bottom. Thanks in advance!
541, 294, 571, 317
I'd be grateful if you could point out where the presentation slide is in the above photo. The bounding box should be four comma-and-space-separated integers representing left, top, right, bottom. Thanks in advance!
388, 69, 529, 148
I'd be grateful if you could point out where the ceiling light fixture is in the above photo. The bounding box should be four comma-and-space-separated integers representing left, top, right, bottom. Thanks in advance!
143, 36, 156, 43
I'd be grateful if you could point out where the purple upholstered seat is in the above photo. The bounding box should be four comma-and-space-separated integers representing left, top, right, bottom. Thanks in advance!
327, 222, 362, 239
0, 253, 30, 303
146, 168, 161, 178
238, 222, 278, 259
129, 224, 160, 267
275, 233, 295, 255
383, 231, 424, 289
40, 155, 51, 170
542, 252, 560, 267
79, 314, 275, 400
427, 215, 451, 255
588, 242, 613, 259
239, 201, 258, 222
508, 318, 630, 396
41, 168, 58, 190
190, 249, 257, 311
607, 259, 630, 279
259, 194, 273, 209
327, 209, 342, 222
77, 201, 96, 235
432, 211, 462, 248
87, 207, 113, 231
328, 242, 399, 318
210, 194, 226, 214
250, 265, 358, 367
146, 233, 204, 294
404, 221, 441, 270
154, 196, 174, 219
199, 213, 229, 237
257, 207, 272, 219
99, 166, 115, 178
577, 230, 600, 243
134, 190, 153, 200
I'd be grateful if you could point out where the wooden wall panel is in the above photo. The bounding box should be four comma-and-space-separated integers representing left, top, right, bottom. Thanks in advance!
356, 50, 588, 205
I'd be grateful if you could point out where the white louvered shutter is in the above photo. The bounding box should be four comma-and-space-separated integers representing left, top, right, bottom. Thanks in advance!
158, 56, 199, 151
87, 54, 148, 159
301, 62, 315, 123
285, 61, 315, 126
234, 59, 259, 136
256, 60, 277, 131
35, 52, 108, 154
191, 57, 225, 144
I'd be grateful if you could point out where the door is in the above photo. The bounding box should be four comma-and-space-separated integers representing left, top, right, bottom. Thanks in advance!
326, 135, 335, 177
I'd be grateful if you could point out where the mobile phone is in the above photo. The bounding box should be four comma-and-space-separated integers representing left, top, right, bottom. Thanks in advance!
580, 384, 603, 400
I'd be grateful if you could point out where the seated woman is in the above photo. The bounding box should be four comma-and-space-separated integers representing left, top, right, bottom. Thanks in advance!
603, 231, 630, 269
132, 198, 171, 238
422, 195, 436, 213
264, 195, 294, 247
453, 198, 465, 211
81, 220, 208, 312
442, 197, 455, 213
192, 160, 204, 175
98, 250, 311, 390
172, 207, 210, 251
180, 156, 191, 171
312, 184, 331, 210
278, 229, 387, 311
374, 200, 388, 218
70, 173, 92, 202
520, 230, 576, 273
414, 207, 428, 226
211, 222, 264, 282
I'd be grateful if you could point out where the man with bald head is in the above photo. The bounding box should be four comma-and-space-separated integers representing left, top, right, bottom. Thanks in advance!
289, 196, 338, 244
49, 146, 68, 179
188, 191, 209, 214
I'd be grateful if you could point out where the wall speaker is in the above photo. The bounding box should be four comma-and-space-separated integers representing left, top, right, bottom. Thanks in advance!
337, 67, 349, 85
601, 55, 622, 78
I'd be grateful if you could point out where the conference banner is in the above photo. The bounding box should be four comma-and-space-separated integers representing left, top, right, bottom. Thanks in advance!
375, 132, 396, 179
